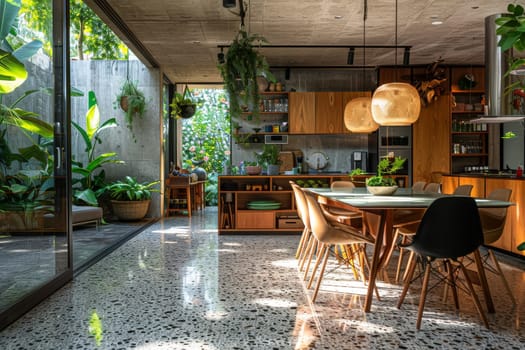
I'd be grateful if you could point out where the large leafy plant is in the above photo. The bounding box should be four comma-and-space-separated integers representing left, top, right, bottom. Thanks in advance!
218, 30, 275, 120
72, 91, 123, 205
495, 4, 525, 92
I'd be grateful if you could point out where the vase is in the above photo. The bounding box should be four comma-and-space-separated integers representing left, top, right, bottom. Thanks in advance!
267, 164, 280, 175
256, 76, 268, 92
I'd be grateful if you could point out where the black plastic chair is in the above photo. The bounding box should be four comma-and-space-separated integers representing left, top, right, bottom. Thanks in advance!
396, 196, 489, 330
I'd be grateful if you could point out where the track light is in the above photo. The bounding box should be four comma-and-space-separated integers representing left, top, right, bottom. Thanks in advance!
223, 0, 236, 8
403, 47, 410, 65
347, 47, 355, 65
217, 48, 225, 64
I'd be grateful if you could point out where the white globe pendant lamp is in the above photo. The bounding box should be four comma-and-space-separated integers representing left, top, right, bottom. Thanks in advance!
344, 97, 379, 133
371, 83, 421, 126
371, 0, 421, 126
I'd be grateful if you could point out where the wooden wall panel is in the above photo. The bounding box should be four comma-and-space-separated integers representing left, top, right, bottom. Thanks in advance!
412, 96, 450, 182
315, 92, 342, 133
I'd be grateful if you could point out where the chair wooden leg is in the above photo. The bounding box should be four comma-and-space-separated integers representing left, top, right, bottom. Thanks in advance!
397, 253, 418, 309
488, 249, 516, 305
312, 244, 331, 302
295, 227, 308, 259
445, 260, 459, 309
395, 234, 408, 283
303, 238, 318, 281
308, 243, 327, 289
299, 235, 314, 272
343, 244, 360, 280
416, 260, 432, 330
458, 262, 490, 329
402, 251, 416, 283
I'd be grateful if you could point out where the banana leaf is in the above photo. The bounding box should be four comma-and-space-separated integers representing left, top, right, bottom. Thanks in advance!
0, 48, 27, 93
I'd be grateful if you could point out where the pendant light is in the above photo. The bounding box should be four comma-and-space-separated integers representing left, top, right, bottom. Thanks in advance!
344, 0, 379, 133
371, 0, 421, 126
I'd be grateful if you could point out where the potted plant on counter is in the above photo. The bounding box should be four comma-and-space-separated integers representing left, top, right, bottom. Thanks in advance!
103, 176, 159, 221
256, 144, 281, 175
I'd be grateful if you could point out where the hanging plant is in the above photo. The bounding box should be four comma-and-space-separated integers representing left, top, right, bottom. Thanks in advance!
115, 79, 146, 134
218, 30, 275, 120
170, 85, 200, 119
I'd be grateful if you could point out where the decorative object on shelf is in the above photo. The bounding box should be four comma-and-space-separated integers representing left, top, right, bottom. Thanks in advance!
371, 0, 421, 126
218, 29, 276, 120
458, 73, 477, 90
413, 58, 447, 107
104, 176, 159, 221
115, 79, 146, 135
170, 85, 200, 119
344, 0, 379, 134
245, 162, 262, 175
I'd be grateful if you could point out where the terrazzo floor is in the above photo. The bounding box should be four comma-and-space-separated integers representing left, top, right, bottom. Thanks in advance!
0, 207, 524, 349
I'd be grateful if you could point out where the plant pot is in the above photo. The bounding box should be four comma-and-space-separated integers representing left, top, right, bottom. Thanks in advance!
246, 165, 262, 175
267, 164, 280, 175
111, 199, 150, 221
119, 96, 141, 113
180, 103, 196, 119
366, 185, 398, 196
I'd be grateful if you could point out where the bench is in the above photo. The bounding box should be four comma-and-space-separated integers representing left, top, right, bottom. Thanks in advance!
44, 205, 103, 230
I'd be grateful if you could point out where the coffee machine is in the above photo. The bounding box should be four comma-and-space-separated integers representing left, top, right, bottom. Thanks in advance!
351, 151, 368, 171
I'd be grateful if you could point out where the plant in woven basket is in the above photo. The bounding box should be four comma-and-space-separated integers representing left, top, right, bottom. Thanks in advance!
104, 176, 159, 221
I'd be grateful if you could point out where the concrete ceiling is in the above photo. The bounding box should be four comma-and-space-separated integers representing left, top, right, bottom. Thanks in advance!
87, 0, 511, 84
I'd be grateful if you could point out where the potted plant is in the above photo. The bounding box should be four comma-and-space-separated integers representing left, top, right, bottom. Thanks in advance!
218, 30, 276, 120
244, 161, 262, 175
351, 157, 406, 195
170, 86, 199, 119
255, 144, 281, 175
104, 176, 159, 221
115, 79, 146, 133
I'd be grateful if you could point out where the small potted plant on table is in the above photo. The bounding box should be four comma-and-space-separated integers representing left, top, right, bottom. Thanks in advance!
256, 144, 281, 175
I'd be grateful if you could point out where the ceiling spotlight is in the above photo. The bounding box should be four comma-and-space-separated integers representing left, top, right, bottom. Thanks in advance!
403, 47, 410, 65
223, 0, 236, 8
347, 47, 355, 65
218, 48, 225, 64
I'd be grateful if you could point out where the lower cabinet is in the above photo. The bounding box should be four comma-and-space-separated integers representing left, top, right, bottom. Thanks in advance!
442, 174, 525, 256
218, 174, 408, 234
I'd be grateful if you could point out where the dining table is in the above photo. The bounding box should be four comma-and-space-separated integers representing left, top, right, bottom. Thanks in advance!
305, 187, 514, 313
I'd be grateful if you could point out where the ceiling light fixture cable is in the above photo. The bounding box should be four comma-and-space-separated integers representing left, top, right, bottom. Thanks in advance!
344, 0, 379, 133
370, 0, 421, 126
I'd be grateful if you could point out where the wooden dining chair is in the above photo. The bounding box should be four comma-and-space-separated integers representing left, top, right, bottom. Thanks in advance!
453, 184, 473, 196
412, 181, 427, 193
304, 191, 375, 302
423, 182, 440, 193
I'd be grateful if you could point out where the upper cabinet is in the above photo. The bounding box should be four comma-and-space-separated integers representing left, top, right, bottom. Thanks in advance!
315, 92, 343, 133
289, 91, 370, 134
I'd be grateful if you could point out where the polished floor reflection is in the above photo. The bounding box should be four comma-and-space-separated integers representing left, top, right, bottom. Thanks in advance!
0, 207, 524, 349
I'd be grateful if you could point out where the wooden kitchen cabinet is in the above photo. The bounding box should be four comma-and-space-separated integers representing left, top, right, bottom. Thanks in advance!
315, 92, 342, 133
289, 92, 316, 133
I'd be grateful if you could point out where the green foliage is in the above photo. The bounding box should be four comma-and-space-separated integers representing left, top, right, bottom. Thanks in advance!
102, 176, 159, 201
0, 169, 54, 212
218, 30, 275, 120
72, 91, 123, 205
181, 89, 231, 205
496, 4, 525, 92
255, 144, 281, 166
518, 242, 525, 251
170, 87, 202, 119
115, 79, 146, 139
366, 157, 406, 187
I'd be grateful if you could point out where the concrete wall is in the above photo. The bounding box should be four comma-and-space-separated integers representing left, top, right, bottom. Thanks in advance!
70, 60, 162, 217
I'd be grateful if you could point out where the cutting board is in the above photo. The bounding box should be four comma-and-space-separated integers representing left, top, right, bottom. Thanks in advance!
279, 152, 294, 173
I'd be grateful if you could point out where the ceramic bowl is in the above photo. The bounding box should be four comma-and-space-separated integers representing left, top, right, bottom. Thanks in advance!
366, 185, 398, 196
